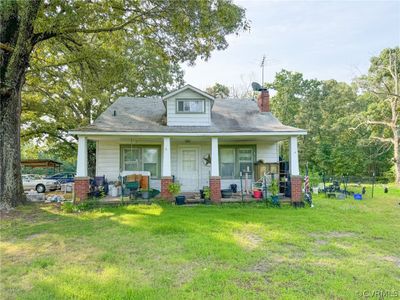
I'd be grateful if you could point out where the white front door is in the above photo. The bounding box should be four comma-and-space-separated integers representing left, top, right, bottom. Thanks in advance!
178, 147, 200, 192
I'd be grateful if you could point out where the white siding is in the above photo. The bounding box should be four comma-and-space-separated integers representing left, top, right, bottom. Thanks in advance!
96, 140, 120, 181
96, 140, 161, 189
256, 142, 279, 163
95, 139, 279, 192
166, 89, 211, 126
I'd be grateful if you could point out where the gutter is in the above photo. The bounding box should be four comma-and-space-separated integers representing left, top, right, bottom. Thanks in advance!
68, 130, 307, 137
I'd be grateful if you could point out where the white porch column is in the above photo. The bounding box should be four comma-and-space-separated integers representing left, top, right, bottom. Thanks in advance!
289, 136, 299, 176
162, 137, 171, 177
211, 137, 219, 176
76, 136, 88, 177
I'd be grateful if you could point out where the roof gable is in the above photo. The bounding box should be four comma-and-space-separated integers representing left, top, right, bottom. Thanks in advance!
163, 84, 215, 102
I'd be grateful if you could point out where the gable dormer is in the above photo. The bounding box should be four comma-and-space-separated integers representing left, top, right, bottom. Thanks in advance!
163, 85, 214, 126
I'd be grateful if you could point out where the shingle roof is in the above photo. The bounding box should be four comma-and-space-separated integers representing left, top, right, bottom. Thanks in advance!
72, 97, 306, 134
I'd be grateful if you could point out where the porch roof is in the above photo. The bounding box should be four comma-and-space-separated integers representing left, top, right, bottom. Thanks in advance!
70, 97, 306, 136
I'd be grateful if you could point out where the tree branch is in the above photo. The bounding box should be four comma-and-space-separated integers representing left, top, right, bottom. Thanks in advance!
370, 136, 393, 143
366, 120, 391, 127
0, 42, 14, 52
33, 16, 139, 44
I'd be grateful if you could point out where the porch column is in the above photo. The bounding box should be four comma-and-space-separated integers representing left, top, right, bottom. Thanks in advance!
210, 137, 221, 203
289, 136, 302, 203
161, 137, 173, 200
162, 137, 171, 177
76, 136, 88, 177
211, 137, 219, 176
289, 136, 299, 176
75, 136, 89, 201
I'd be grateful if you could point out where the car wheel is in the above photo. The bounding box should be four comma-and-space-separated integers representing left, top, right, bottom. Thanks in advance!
36, 184, 46, 193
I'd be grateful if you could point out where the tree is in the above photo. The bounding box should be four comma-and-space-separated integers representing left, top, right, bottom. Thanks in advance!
269, 69, 392, 178
0, 0, 248, 209
206, 83, 230, 98
357, 48, 400, 184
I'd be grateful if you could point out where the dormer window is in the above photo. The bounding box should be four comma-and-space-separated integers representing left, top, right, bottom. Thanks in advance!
176, 99, 205, 113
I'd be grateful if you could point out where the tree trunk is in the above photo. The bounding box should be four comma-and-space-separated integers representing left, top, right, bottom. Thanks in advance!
393, 129, 400, 185
0, 81, 26, 209
0, 0, 41, 209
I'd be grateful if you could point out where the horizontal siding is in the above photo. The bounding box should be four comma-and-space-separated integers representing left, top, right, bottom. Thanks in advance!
256, 142, 279, 163
96, 141, 120, 181
96, 140, 279, 189
166, 89, 211, 126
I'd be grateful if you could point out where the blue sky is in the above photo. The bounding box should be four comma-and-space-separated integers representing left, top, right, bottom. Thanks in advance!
182, 0, 400, 90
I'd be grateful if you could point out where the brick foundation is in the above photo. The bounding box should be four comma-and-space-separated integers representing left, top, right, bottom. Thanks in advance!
291, 175, 303, 203
74, 176, 90, 202
209, 176, 221, 203
161, 176, 173, 200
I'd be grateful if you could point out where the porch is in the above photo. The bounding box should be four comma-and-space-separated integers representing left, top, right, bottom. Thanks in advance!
74, 134, 303, 203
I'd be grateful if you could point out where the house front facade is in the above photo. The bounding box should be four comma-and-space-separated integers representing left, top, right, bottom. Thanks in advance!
70, 85, 306, 202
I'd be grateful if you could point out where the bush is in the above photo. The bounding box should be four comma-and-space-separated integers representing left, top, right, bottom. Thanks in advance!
203, 187, 211, 200
76, 198, 99, 211
167, 182, 181, 196
61, 202, 75, 213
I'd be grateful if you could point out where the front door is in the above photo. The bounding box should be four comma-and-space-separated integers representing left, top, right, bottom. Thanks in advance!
178, 147, 200, 192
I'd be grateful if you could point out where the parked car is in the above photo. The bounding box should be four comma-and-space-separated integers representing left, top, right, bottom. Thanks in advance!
22, 174, 60, 193
45, 172, 75, 184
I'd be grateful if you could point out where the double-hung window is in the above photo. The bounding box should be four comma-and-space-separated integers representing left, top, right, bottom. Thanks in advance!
121, 146, 160, 178
176, 99, 205, 113
219, 146, 255, 179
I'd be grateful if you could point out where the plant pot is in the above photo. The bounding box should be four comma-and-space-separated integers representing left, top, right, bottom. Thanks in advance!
175, 195, 186, 205
204, 198, 211, 205
230, 184, 237, 193
221, 189, 232, 198
271, 195, 279, 205
253, 190, 262, 199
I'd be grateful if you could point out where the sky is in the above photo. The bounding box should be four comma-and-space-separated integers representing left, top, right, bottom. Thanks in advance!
182, 0, 400, 90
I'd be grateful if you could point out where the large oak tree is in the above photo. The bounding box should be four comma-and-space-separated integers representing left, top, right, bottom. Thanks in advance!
0, 0, 248, 209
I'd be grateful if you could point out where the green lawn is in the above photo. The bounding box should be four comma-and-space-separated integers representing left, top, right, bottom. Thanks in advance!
1, 186, 399, 299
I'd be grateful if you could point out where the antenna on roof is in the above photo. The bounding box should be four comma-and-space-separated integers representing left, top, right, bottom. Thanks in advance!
260, 54, 266, 86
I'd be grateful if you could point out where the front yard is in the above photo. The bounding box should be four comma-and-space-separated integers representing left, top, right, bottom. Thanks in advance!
1, 186, 399, 299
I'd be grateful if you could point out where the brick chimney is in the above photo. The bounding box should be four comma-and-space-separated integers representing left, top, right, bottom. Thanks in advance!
257, 89, 270, 112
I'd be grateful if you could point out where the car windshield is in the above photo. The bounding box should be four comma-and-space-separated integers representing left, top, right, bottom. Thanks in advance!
23, 174, 41, 180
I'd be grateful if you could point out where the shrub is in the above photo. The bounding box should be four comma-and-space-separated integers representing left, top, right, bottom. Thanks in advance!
270, 178, 279, 196
167, 182, 181, 196
203, 186, 211, 200
61, 202, 75, 213
76, 198, 99, 211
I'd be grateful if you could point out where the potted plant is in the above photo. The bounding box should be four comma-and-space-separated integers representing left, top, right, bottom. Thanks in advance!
168, 182, 185, 205
203, 186, 211, 204
270, 178, 279, 204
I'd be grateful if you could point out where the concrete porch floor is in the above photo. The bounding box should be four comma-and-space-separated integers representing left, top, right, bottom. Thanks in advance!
99, 192, 291, 205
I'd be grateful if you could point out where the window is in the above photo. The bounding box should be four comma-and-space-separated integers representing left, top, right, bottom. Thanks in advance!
238, 149, 254, 175
176, 99, 205, 113
121, 146, 160, 178
219, 146, 255, 179
182, 149, 197, 171
220, 148, 235, 178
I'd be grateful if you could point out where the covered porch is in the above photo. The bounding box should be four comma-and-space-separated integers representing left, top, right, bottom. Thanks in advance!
74, 133, 303, 203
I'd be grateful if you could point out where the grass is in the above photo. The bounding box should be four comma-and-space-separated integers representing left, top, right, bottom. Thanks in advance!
1, 185, 399, 299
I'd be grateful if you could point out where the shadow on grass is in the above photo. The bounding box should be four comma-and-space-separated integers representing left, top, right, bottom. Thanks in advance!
1, 194, 399, 299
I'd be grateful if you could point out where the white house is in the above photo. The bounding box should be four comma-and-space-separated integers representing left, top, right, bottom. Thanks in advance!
70, 85, 306, 202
